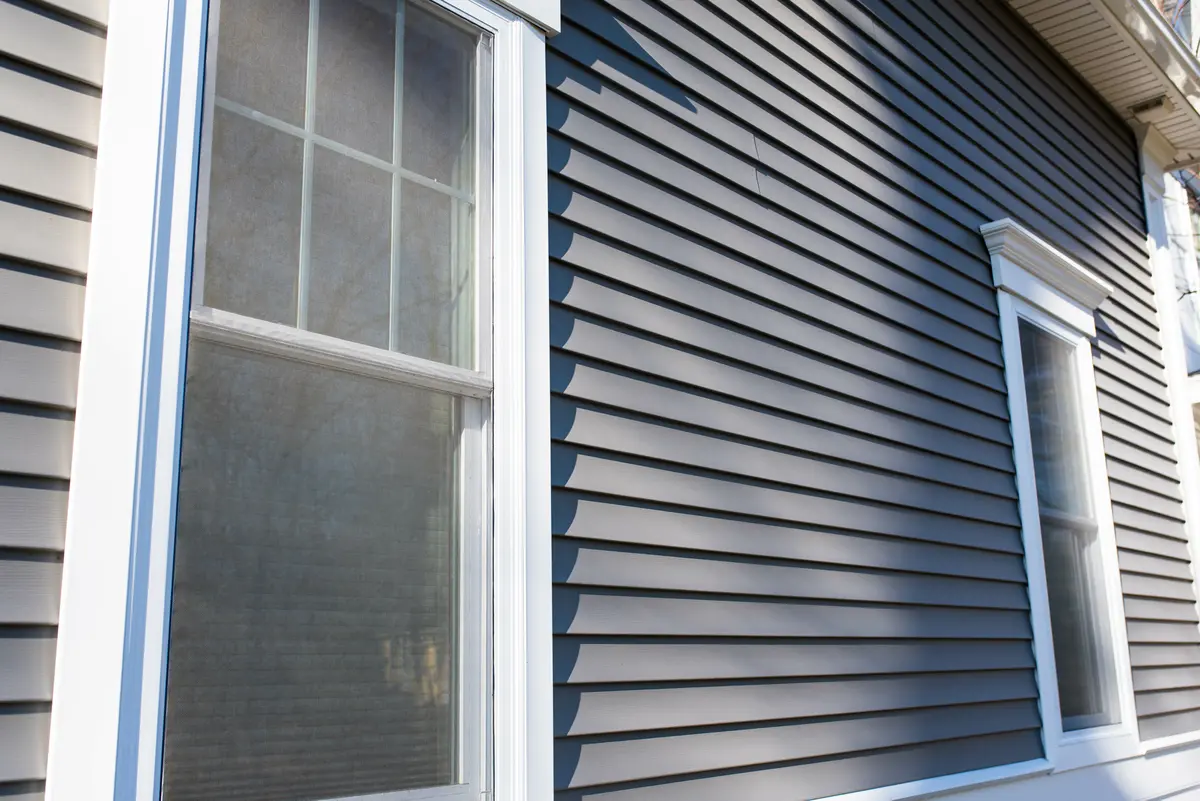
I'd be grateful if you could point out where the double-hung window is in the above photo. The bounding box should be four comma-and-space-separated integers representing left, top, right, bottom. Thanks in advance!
163, 0, 493, 798
983, 219, 1139, 769
42, 0, 550, 797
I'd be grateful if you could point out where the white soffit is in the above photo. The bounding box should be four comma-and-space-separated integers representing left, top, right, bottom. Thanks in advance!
1009, 0, 1200, 167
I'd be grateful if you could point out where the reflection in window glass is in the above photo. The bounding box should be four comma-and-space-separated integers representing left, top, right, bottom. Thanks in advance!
1020, 319, 1119, 732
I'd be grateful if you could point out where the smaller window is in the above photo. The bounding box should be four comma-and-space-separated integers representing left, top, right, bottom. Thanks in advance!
1018, 317, 1118, 733
982, 219, 1139, 769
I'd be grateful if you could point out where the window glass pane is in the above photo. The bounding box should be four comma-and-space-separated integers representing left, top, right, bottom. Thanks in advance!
397, 178, 474, 366
202, 107, 302, 326
162, 340, 460, 799
215, 0, 309, 126
1020, 321, 1091, 519
315, 0, 396, 161
401, 3, 477, 191
196, 0, 484, 368
1019, 319, 1119, 732
308, 146, 391, 348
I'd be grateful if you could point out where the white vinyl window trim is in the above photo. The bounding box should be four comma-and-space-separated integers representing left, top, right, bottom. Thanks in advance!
44, 0, 552, 800
982, 218, 1141, 773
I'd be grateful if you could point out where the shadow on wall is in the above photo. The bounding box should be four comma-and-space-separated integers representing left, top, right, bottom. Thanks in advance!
545, 0, 1145, 799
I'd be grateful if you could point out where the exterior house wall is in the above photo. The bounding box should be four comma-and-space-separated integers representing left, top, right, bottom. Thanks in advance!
0, 0, 105, 797
548, 0, 1200, 798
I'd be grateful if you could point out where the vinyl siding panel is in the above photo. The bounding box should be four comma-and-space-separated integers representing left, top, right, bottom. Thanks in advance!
0, 709, 50, 785
549, 0, 1197, 796
0, 1, 101, 796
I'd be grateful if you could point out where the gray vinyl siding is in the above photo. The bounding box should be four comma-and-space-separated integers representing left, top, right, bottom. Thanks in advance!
548, 0, 1198, 796
0, 0, 104, 796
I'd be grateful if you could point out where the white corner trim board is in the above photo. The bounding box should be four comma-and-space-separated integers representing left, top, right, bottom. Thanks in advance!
981, 218, 1114, 336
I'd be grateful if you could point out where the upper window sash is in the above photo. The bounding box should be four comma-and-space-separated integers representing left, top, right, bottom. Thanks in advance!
191, 0, 495, 380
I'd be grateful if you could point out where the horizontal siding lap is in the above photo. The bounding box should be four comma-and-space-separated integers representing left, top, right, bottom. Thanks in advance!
555, 590, 1033, 639
0, 131, 94, 210
0, 709, 50, 783
549, 229, 1006, 410
0, 1, 101, 795
553, 730, 1043, 801
553, 354, 1015, 496
555, 541, 1030, 609
558, 700, 1041, 790
550, 261, 1012, 441
548, 20, 1009, 335
0, 67, 101, 148
0, 558, 61, 625
550, 308, 1016, 469
818, 0, 1142, 225
551, 0, 1200, 793
0, 634, 55, 702
549, 203, 1004, 388
553, 398, 1019, 524
0, 481, 68, 551
556, 671, 1038, 736
0, 411, 72, 479
742, 0, 1145, 249
549, 182, 1002, 364
554, 494, 1028, 582
0, 2, 105, 86
554, 640, 1037, 684
555, 445, 1024, 553
601, 0, 1156, 296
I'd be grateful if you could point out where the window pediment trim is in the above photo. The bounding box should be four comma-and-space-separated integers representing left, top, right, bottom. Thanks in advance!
981, 218, 1114, 315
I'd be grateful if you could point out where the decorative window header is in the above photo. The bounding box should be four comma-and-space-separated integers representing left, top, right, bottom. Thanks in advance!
981, 219, 1114, 336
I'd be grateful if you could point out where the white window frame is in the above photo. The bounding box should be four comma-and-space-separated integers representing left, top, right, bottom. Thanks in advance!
44, 0, 553, 799
982, 218, 1141, 773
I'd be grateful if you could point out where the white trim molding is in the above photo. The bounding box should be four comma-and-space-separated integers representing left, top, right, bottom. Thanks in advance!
982, 219, 1139, 772
981, 218, 1114, 335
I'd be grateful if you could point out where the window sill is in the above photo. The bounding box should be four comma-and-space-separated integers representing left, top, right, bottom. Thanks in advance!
1052, 726, 1143, 774
810, 759, 1052, 801
1141, 728, 1200, 756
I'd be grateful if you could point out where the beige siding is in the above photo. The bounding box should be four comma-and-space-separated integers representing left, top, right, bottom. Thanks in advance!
0, 0, 104, 797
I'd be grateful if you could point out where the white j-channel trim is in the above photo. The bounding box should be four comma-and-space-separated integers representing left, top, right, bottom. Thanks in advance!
981, 218, 1114, 336
491, 13, 553, 801
189, 307, 494, 398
